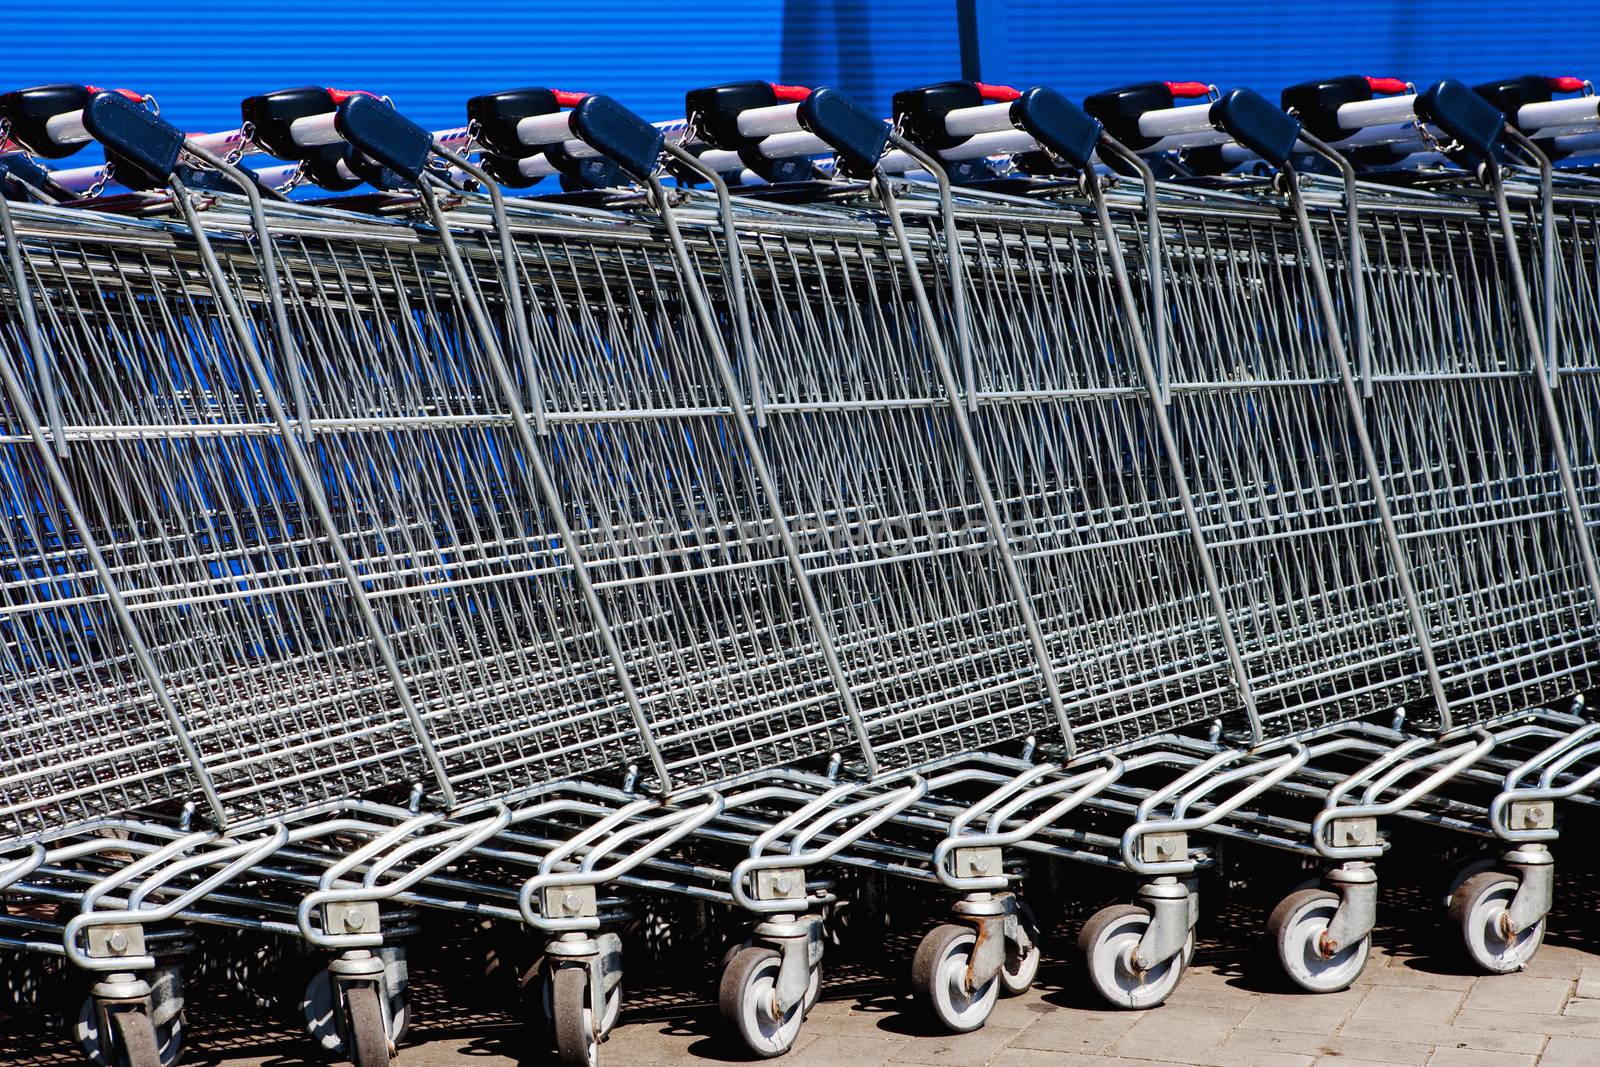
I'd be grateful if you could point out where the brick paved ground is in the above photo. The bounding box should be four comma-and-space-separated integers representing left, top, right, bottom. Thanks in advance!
6, 857, 1600, 1067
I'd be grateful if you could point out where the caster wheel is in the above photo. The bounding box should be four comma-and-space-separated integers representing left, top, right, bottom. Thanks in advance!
999, 902, 1042, 997
912, 924, 998, 1033
1269, 888, 1370, 993
302, 953, 410, 1056
541, 966, 623, 1044
1442, 857, 1496, 911
77, 1001, 184, 1067
718, 939, 820, 1013
550, 966, 607, 1067
1449, 871, 1546, 974
719, 946, 806, 1058
1078, 904, 1186, 1010
341, 982, 392, 1067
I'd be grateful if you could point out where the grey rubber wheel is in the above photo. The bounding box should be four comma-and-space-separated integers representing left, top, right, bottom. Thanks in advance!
719, 946, 805, 1058
1078, 903, 1185, 1010
78, 997, 184, 1067
1269, 888, 1369, 993
551, 966, 598, 1067
719, 938, 819, 1013
341, 983, 391, 1067
110, 1010, 162, 1067
1450, 871, 1546, 974
303, 958, 410, 1056
999, 903, 1042, 997
912, 924, 998, 1033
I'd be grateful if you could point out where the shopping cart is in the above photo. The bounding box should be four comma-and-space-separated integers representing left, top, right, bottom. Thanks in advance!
2, 66, 1599, 1067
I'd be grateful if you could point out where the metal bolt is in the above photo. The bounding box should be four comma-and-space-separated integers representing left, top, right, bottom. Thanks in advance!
1155, 839, 1175, 859
972, 856, 990, 874
1526, 806, 1545, 827
345, 910, 366, 931
563, 892, 582, 914
774, 875, 794, 895
107, 931, 128, 954
1347, 824, 1366, 843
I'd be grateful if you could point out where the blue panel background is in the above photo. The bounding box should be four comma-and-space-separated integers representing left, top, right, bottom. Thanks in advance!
8, 0, 1597, 162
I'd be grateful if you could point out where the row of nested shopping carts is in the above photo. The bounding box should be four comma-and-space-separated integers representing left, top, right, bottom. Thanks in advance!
1, 66, 1599, 1067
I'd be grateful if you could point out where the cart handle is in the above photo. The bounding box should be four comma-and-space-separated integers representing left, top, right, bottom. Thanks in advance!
687, 80, 888, 176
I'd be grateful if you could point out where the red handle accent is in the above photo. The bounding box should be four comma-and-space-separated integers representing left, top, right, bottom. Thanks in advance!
770, 83, 812, 102
1164, 81, 1211, 99
86, 86, 144, 103
327, 88, 377, 104
1364, 76, 1410, 95
552, 89, 589, 107
975, 82, 1021, 102
1549, 76, 1588, 93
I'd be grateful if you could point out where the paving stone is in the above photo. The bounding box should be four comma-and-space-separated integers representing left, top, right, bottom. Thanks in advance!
1349, 984, 1467, 1027
1462, 976, 1573, 1017
1369, 959, 1479, 992
1237, 986, 1367, 1035
1011, 1011, 1141, 1055
888, 1025, 1019, 1065
1462, 1007, 1600, 1038
1108, 1003, 1315, 1066
1574, 966, 1600, 1001
1224, 1026, 1433, 1064
1538, 1034, 1600, 1066
988, 1050, 1157, 1067
787, 1034, 908, 1067
1422, 1048, 1538, 1067
1337, 1020, 1545, 1057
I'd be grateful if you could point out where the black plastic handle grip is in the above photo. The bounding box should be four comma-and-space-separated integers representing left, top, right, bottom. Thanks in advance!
83, 90, 186, 188
1011, 87, 1104, 170
568, 94, 664, 181
1210, 88, 1302, 168
1416, 79, 1505, 160
797, 87, 887, 176
335, 94, 431, 182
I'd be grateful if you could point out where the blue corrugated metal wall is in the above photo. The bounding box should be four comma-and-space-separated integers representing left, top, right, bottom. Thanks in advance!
992, 1, 1600, 102
9, 0, 1597, 159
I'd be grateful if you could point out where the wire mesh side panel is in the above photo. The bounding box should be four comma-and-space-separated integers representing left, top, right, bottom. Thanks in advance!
1152, 202, 1432, 739
486, 224, 864, 789
693, 219, 1060, 771
2, 222, 442, 824
1352, 198, 1600, 728
246, 225, 678, 800
1544, 193, 1600, 675
931, 206, 1244, 753
0, 306, 200, 840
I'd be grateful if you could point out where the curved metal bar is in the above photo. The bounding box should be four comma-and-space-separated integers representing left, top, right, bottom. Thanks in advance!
517, 793, 726, 932
65, 823, 288, 972
1088, 135, 1263, 740
0, 197, 228, 826
731, 778, 928, 913
1503, 722, 1600, 790
1285, 136, 1453, 730
0, 844, 49, 891
297, 806, 511, 949
933, 759, 1124, 891
1122, 744, 1308, 876
1488, 131, 1600, 626
1313, 731, 1495, 859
